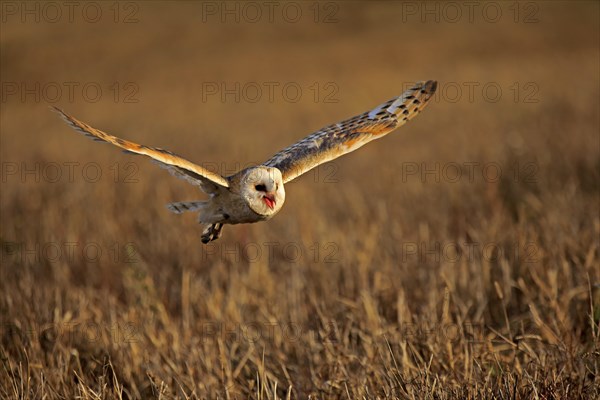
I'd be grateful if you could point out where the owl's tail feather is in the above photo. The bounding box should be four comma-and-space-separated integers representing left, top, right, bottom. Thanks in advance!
166, 201, 206, 214
166, 201, 224, 243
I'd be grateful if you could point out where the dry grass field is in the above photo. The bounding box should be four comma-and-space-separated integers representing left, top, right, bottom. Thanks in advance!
1, 1, 599, 398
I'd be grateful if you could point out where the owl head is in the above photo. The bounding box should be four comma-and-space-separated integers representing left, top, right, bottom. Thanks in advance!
241, 166, 285, 217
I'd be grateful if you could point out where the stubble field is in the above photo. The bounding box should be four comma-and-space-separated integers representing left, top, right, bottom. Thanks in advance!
1, 1, 599, 398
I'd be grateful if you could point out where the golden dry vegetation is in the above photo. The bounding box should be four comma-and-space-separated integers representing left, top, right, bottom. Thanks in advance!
1, 1, 599, 399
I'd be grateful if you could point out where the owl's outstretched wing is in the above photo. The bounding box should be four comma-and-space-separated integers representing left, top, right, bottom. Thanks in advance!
263, 80, 437, 184
53, 107, 229, 192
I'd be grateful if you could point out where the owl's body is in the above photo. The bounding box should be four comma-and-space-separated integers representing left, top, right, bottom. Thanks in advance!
55, 80, 437, 243
166, 166, 285, 242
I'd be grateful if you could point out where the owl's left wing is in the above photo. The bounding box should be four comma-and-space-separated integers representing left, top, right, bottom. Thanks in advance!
263, 80, 437, 184
53, 107, 230, 192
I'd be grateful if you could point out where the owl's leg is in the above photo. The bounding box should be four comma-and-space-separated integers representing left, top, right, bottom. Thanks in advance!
201, 223, 224, 243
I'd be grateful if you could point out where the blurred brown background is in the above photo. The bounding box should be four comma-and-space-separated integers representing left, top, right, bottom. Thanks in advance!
1, 1, 599, 398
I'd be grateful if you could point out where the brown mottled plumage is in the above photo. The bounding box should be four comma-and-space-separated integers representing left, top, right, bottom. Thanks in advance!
264, 80, 437, 183
54, 80, 437, 243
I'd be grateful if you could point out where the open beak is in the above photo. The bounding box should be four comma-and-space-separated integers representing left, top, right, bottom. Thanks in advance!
263, 193, 276, 209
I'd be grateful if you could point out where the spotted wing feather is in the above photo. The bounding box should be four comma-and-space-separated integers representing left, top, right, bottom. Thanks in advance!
263, 80, 437, 183
53, 107, 229, 192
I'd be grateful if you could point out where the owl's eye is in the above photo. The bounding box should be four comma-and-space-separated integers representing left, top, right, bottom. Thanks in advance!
255, 184, 266, 192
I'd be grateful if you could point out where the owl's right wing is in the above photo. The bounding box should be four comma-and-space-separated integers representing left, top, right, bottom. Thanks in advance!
53, 107, 230, 192
263, 80, 437, 183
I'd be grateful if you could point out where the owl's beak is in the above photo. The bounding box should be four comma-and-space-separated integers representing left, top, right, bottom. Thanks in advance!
263, 193, 276, 209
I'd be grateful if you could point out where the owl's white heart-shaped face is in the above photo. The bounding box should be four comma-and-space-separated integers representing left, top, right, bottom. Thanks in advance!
241, 166, 285, 217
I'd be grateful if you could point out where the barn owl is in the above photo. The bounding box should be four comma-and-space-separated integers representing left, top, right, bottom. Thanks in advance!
54, 80, 437, 243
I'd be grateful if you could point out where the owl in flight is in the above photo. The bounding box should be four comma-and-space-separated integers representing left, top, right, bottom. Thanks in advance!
54, 80, 437, 243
